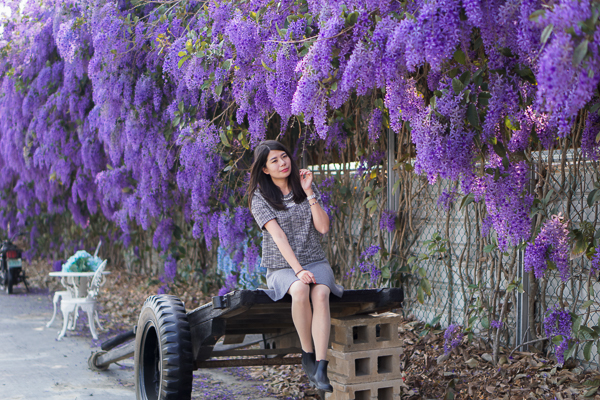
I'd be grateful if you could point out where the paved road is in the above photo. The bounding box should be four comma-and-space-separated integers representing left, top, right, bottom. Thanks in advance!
0, 286, 135, 400
0, 286, 282, 400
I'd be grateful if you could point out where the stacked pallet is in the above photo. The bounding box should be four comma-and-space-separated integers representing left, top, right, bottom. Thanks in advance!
326, 313, 404, 400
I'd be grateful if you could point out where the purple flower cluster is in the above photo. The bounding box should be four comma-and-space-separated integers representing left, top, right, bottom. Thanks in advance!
437, 190, 459, 211
490, 320, 503, 330
379, 210, 396, 232
218, 274, 238, 296
357, 245, 381, 286
0, 0, 598, 290
524, 215, 570, 281
535, 0, 600, 136
544, 306, 572, 365
591, 245, 600, 275
443, 324, 464, 354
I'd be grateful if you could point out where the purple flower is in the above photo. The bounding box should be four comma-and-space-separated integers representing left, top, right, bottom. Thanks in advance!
437, 190, 459, 211
591, 245, 600, 275
524, 215, 570, 281
490, 320, 503, 330
218, 274, 238, 296
379, 210, 396, 232
443, 324, 464, 354
356, 245, 381, 286
163, 254, 177, 282
544, 306, 573, 366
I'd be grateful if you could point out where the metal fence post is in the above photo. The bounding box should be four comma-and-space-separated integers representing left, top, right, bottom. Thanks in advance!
516, 240, 530, 350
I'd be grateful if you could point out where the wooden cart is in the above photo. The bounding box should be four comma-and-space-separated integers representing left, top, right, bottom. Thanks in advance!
88, 288, 404, 399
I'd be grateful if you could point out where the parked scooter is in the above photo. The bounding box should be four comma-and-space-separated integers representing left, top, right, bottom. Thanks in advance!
0, 235, 28, 294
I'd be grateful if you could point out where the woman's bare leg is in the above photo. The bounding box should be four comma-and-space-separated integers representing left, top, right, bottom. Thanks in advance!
288, 280, 314, 352
310, 284, 331, 360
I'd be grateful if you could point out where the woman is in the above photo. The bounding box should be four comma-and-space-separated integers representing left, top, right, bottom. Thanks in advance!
248, 140, 343, 392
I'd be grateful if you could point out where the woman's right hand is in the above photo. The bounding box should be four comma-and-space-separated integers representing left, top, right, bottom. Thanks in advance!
297, 269, 316, 284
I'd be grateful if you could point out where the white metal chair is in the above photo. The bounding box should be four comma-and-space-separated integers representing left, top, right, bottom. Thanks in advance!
46, 290, 72, 328
57, 260, 107, 341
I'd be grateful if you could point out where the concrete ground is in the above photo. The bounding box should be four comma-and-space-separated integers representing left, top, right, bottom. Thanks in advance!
0, 285, 281, 400
0, 286, 135, 399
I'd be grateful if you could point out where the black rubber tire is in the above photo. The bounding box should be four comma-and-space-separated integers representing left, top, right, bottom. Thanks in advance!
6, 268, 13, 294
0, 266, 6, 292
134, 295, 193, 400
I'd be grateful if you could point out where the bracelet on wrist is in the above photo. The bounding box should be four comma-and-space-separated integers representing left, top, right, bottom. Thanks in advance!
310, 201, 318, 207
295, 269, 305, 276
306, 193, 316, 201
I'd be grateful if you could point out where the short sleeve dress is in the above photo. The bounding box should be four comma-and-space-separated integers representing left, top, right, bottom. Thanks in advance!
251, 183, 344, 301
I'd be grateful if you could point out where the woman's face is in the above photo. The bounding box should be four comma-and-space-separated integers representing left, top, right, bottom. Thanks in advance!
262, 150, 291, 180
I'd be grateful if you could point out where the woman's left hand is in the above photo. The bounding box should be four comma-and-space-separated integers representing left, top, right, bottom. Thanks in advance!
299, 169, 313, 192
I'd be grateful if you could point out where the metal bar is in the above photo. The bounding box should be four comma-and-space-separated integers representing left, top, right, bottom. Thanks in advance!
516, 248, 530, 350
210, 347, 301, 358
101, 328, 136, 351
96, 341, 135, 368
196, 356, 302, 368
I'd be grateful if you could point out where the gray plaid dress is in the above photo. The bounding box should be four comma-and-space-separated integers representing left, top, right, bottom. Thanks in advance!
251, 183, 344, 301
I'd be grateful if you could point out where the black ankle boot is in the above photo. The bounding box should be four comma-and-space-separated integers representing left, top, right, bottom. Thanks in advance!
313, 360, 333, 392
301, 350, 316, 384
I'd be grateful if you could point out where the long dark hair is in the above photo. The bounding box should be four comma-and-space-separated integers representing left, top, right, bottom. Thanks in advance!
247, 140, 307, 211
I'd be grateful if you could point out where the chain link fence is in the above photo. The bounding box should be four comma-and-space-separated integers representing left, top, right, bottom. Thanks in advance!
314, 143, 600, 367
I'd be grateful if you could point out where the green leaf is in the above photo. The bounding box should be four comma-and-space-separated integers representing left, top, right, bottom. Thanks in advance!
420, 278, 432, 296
573, 39, 589, 67
381, 266, 390, 279
177, 56, 190, 69
219, 129, 230, 147
460, 193, 474, 210
366, 199, 378, 209
452, 78, 464, 95
417, 286, 425, 304
483, 243, 496, 253
572, 238, 587, 257
552, 335, 564, 345
481, 316, 490, 329
459, 71, 471, 85
580, 326, 598, 340
345, 11, 358, 28
573, 315, 583, 335
581, 300, 594, 309
177, 51, 187, 57
331, 81, 338, 92
261, 59, 275, 73
541, 24, 554, 44
417, 267, 426, 278
214, 84, 223, 98
587, 189, 600, 207
493, 142, 506, 158
467, 104, 479, 127
453, 49, 466, 65
468, 284, 478, 290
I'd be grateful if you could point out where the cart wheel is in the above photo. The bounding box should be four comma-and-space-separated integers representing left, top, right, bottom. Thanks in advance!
134, 295, 193, 400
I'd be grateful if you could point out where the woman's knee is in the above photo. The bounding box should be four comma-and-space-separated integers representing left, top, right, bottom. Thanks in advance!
288, 281, 310, 301
310, 284, 330, 304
